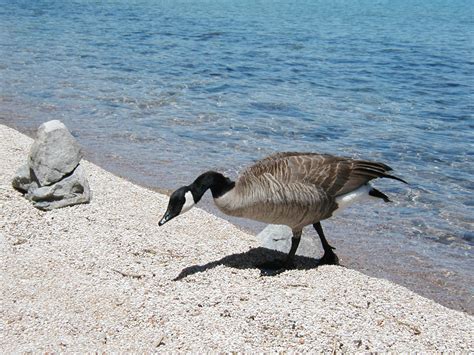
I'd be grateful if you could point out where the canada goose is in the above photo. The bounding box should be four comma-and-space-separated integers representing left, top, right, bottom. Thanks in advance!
159, 152, 407, 272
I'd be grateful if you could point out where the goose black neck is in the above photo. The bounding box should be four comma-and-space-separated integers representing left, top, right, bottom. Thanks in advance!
190, 171, 235, 201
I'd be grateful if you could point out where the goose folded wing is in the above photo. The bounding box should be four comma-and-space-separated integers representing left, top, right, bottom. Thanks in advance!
245, 153, 398, 197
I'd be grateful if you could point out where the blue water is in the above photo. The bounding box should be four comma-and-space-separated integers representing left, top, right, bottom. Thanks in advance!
1, 1, 473, 310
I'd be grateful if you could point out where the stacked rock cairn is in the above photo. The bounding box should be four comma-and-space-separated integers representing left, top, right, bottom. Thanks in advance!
12, 120, 92, 210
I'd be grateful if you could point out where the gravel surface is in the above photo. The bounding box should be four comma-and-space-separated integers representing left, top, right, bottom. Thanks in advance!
1, 124, 472, 352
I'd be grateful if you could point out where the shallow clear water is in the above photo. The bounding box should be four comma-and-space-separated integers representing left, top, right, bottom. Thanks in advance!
1, 0, 473, 311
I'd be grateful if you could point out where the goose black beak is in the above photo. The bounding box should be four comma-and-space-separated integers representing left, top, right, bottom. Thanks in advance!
158, 211, 172, 226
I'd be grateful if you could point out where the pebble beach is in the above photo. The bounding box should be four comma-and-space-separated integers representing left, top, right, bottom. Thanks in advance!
0, 124, 472, 352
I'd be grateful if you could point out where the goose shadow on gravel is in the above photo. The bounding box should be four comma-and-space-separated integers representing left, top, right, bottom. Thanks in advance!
173, 247, 326, 281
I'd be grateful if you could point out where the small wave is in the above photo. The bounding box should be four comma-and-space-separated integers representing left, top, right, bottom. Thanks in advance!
250, 102, 304, 117
194, 31, 225, 41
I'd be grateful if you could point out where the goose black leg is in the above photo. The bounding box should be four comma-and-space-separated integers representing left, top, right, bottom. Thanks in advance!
259, 230, 301, 276
313, 222, 339, 265
285, 230, 302, 268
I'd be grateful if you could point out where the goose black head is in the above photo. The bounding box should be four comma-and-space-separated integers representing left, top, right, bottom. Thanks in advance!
159, 186, 196, 226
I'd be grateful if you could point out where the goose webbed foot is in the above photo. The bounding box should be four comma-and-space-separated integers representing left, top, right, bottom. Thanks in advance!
319, 250, 339, 265
313, 222, 339, 265
258, 259, 296, 276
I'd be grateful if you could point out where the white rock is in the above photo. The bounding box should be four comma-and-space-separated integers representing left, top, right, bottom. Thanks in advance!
258, 224, 293, 252
257, 224, 324, 258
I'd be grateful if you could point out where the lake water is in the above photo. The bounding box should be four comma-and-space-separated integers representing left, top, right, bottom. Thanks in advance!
1, 0, 473, 313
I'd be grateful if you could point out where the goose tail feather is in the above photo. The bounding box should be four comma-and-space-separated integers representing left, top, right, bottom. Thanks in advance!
382, 173, 408, 185
353, 161, 408, 185
368, 187, 391, 203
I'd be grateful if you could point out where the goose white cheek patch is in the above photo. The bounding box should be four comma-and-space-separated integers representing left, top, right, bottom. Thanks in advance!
181, 191, 195, 214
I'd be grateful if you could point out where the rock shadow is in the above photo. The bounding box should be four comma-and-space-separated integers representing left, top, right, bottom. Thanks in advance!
173, 247, 322, 281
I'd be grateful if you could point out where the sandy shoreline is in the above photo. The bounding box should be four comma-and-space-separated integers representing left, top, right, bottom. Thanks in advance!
0, 124, 472, 352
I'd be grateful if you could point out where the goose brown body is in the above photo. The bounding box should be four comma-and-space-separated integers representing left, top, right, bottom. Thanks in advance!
214, 152, 403, 231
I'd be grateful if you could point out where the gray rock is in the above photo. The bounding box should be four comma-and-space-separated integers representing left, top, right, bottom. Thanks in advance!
25, 164, 91, 211
258, 224, 293, 253
28, 120, 82, 186
12, 120, 91, 211
12, 163, 38, 193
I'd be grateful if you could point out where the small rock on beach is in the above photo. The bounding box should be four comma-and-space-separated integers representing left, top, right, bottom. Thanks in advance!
11, 120, 91, 210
